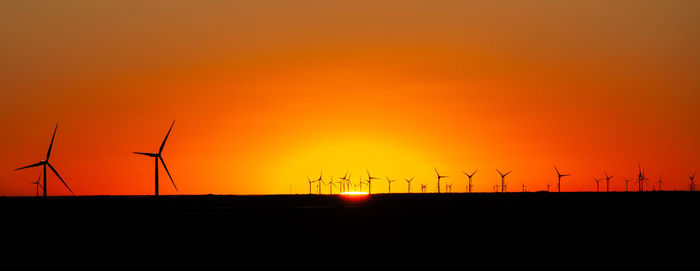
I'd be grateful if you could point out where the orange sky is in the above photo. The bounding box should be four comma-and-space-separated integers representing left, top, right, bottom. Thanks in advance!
1, 0, 699, 196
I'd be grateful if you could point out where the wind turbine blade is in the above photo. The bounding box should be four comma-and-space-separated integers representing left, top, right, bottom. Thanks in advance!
47, 163, 72, 193
159, 121, 175, 154
159, 156, 178, 191
472, 170, 478, 176
46, 123, 58, 161
554, 165, 560, 175
496, 169, 503, 176
15, 162, 44, 171
505, 170, 512, 176
133, 152, 156, 157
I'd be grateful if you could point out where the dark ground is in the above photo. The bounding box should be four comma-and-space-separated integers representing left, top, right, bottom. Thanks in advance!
2, 192, 698, 260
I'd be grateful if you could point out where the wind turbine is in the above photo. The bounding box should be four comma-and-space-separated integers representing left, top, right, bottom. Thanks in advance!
546, 183, 552, 192
335, 178, 344, 194
623, 177, 632, 192
405, 177, 415, 193
15, 123, 72, 197
463, 170, 477, 193
133, 121, 177, 196
656, 176, 663, 192
636, 163, 649, 192
366, 170, 379, 194
593, 177, 602, 192
338, 170, 349, 193
346, 172, 352, 191
385, 177, 398, 194
329, 176, 336, 194
553, 165, 570, 193
496, 169, 512, 193
689, 171, 696, 192
521, 183, 527, 192
420, 184, 427, 193
307, 177, 317, 194
603, 171, 614, 192
315, 171, 324, 194
31, 174, 42, 197
434, 167, 448, 193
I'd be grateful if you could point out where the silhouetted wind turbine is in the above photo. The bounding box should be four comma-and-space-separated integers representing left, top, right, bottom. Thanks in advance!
15, 123, 72, 197
689, 171, 696, 192
420, 184, 427, 193
593, 177, 602, 192
434, 167, 448, 193
307, 177, 317, 194
463, 170, 477, 193
385, 177, 397, 194
623, 177, 632, 192
496, 169, 511, 193
316, 171, 324, 194
546, 183, 552, 192
636, 163, 649, 192
329, 176, 336, 194
553, 165, 570, 193
521, 183, 527, 192
603, 171, 614, 192
31, 174, 42, 197
335, 178, 344, 194
656, 176, 663, 192
133, 121, 177, 196
366, 170, 379, 194
338, 170, 349, 193
405, 177, 415, 193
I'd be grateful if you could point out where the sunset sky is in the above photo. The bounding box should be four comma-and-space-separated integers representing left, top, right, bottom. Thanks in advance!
1, 0, 699, 196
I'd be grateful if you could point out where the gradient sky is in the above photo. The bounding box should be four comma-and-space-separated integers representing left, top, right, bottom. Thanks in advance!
1, 0, 699, 196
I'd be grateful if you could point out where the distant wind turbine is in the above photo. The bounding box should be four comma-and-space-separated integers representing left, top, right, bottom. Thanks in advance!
434, 167, 448, 193
338, 171, 349, 193
689, 171, 696, 192
546, 183, 552, 192
496, 169, 512, 193
420, 184, 427, 193
593, 177, 602, 192
329, 176, 336, 194
133, 121, 178, 196
656, 176, 663, 192
405, 177, 415, 193
316, 171, 324, 194
385, 177, 398, 194
31, 174, 42, 197
15, 123, 72, 197
604, 171, 614, 192
307, 177, 317, 194
463, 170, 477, 193
366, 170, 379, 194
623, 177, 632, 192
553, 165, 570, 193
521, 183, 527, 192
636, 163, 649, 192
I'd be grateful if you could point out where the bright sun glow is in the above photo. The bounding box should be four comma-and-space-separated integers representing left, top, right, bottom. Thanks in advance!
340, 191, 369, 196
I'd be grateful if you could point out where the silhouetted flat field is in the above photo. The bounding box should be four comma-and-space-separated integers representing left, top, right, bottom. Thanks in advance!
2, 192, 698, 258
